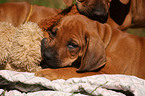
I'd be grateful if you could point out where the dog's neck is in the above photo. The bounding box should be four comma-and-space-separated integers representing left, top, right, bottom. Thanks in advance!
96, 22, 112, 49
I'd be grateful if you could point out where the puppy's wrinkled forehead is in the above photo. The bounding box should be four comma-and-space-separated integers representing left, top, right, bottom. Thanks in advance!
57, 15, 94, 32
55, 15, 97, 36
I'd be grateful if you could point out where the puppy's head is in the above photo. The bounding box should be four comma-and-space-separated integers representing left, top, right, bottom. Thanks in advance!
63, 0, 110, 23
76, 0, 110, 23
39, 15, 106, 72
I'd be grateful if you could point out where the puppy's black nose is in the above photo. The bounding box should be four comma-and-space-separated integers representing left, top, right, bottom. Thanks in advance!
41, 38, 47, 45
41, 38, 48, 55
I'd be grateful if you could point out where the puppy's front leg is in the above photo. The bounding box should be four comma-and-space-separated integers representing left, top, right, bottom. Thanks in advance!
35, 67, 97, 80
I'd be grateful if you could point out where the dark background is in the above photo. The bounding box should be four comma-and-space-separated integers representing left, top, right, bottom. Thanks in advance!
0, 0, 145, 37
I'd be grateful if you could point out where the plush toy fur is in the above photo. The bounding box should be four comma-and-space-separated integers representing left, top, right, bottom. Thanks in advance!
0, 22, 43, 72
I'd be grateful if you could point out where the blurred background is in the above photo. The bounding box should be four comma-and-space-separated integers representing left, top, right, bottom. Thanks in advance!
0, 0, 145, 37
0, 0, 66, 9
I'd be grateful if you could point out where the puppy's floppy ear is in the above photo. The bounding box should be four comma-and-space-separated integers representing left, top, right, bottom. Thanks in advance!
38, 14, 63, 38
38, 15, 63, 31
119, 0, 130, 4
63, 0, 74, 6
77, 31, 106, 72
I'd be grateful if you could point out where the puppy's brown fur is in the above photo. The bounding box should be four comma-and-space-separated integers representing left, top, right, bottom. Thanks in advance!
35, 14, 145, 80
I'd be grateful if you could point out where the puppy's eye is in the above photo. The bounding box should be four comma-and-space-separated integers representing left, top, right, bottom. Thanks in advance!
68, 41, 80, 56
68, 42, 78, 49
77, 0, 84, 3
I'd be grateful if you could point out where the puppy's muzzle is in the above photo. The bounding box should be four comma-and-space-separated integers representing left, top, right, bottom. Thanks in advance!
40, 38, 60, 69
77, 4, 108, 23
41, 38, 49, 53
91, 10, 108, 23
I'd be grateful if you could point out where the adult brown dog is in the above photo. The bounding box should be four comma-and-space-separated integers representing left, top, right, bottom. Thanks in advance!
35, 14, 145, 80
0, 2, 61, 27
63, 0, 145, 30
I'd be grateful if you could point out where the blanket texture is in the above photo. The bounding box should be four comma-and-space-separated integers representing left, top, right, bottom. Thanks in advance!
0, 70, 144, 96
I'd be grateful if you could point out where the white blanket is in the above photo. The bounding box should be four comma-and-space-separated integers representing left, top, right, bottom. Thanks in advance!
0, 70, 144, 96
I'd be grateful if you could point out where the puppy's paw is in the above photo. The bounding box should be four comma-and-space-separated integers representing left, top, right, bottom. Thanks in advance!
35, 67, 78, 80
35, 68, 60, 80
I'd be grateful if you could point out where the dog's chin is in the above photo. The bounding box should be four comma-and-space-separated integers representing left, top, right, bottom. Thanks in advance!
80, 12, 108, 23
88, 15, 108, 23
77, 8, 108, 23
40, 60, 72, 69
40, 60, 59, 69
82, 12, 108, 23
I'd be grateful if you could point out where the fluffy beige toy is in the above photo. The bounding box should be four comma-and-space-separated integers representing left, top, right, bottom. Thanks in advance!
0, 22, 16, 70
0, 22, 43, 72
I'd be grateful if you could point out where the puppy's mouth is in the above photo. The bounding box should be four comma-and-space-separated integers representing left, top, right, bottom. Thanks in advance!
40, 59, 61, 69
40, 58, 73, 69
40, 38, 60, 69
89, 14, 108, 23
80, 11, 108, 23
41, 48, 71, 69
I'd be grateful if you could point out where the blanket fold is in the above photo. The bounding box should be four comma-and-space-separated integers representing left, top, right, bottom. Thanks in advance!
0, 70, 145, 96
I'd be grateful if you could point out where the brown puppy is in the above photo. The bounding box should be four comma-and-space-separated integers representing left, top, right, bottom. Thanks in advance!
64, 0, 110, 23
0, 2, 61, 27
35, 14, 145, 80
63, 0, 145, 30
